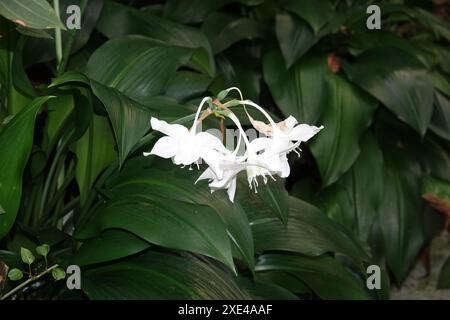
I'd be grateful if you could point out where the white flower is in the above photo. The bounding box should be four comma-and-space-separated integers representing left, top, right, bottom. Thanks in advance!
144, 117, 230, 179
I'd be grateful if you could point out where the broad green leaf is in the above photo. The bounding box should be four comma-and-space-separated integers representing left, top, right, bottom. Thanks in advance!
202, 12, 261, 54
244, 195, 368, 264
71, 114, 116, 205
50, 73, 156, 167
7, 268, 23, 281
0, 0, 65, 30
255, 271, 311, 296
20, 247, 35, 265
16, 26, 53, 39
163, 0, 231, 23
135, 96, 197, 122
237, 277, 299, 300
431, 92, 450, 141
35, 244, 50, 257
276, 13, 316, 68
52, 267, 66, 281
339, 133, 384, 243
96, 0, 215, 76
100, 157, 255, 271
256, 254, 371, 300
263, 50, 329, 124
164, 71, 212, 102
310, 74, 377, 187
86, 36, 194, 99
379, 146, 424, 283
0, 96, 53, 239
77, 195, 235, 273
254, 178, 289, 225
71, 230, 151, 267
281, 0, 333, 34
437, 255, 450, 289
343, 48, 433, 136
44, 94, 74, 152
83, 251, 251, 299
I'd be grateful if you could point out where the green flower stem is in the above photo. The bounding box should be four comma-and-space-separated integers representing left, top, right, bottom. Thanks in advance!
0, 264, 59, 300
53, 0, 62, 69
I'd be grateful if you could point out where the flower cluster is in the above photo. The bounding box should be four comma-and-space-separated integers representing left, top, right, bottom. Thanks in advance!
144, 88, 323, 202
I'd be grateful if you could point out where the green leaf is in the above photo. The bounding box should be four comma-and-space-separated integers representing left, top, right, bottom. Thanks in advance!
256, 254, 371, 300
16, 26, 53, 39
422, 176, 450, 207
20, 247, 35, 265
71, 230, 151, 267
71, 114, 117, 204
164, 71, 212, 102
237, 277, 299, 300
86, 36, 194, 99
437, 255, 450, 289
263, 50, 329, 124
52, 267, 66, 281
0, 204, 5, 215
77, 194, 236, 273
379, 147, 424, 283
163, 0, 231, 23
202, 12, 261, 54
7, 268, 23, 281
339, 133, 384, 243
35, 244, 50, 257
96, 1, 215, 76
430, 92, 450, 141
98, 158, 255, 271
43, 94, 74, 152
281, 0, 333, 34
276, 13, 316, 68
0, 96, 54, 239
0, 0, 65, 30
343, 48, 433, 136
245, 195, 368, 264
310, 74, 377, 187
82, 251, 251, 299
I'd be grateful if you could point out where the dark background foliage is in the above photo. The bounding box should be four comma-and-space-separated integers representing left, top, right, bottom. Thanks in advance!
0, 0, 449, 300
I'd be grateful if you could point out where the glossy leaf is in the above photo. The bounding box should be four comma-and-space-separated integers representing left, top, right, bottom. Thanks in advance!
163, 0, 231, 23
77, 193, 236, 272
339, 133, 384, 242
281, 0, 333, 34
96, 0, 215, 76
0, 96, 53, 239
343, 48, 433, 136
276, 13, 316, 68
263, 50, 329, 124
430, 92, 450, 141
379, 146, 424, 283
86, 36, 194, 99
83, 251, 251, 299
0, 0, 65, 30
202, 12, 261, 54
71, 114, 117, 205
245, 195, 368, 264
310, 74, 377, 187
101, 157, 255, 271
256, 254, 371, 300
71, 229, 151, 267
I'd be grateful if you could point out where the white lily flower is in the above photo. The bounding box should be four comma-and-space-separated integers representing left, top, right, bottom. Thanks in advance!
144, 97, 231, 179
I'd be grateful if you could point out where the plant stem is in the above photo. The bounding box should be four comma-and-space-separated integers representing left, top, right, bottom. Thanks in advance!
53, 0, 62, 70
0, 264, 59, 300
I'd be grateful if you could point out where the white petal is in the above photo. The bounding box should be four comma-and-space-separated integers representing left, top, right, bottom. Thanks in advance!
200, 148, 223, 180
248, 137, 271, 153
151, 117, 189, 138
148, 136, 178, 159
196, 132, 230, 154
277, 115, 298, 132
196, 167, 216, 183
290, 124, 323, 142
227, 178, 237, 202
280, 154, 291, 178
